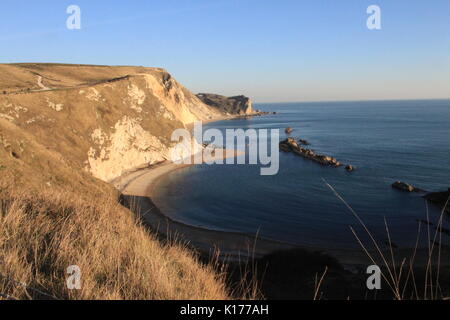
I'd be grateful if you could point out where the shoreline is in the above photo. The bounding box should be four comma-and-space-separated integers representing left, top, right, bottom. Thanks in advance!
115, 111, 270, 195
115, 147, 301, 260
115, 117, 450, 267
115, 147, 364, 265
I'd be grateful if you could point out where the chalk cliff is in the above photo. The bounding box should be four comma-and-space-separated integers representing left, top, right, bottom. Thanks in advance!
0, 63, 230, 182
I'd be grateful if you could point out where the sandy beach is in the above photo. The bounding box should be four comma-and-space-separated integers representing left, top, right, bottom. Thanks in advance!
113, 146, 367, 264
114, 136, 450, 267
113, 146, 303, 260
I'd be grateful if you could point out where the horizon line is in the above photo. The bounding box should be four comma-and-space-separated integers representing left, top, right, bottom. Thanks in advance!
254, 97, 450, 105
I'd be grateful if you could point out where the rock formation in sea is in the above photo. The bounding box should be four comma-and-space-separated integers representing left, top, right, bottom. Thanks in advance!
279, 137, 343, 167
423, 188, 450, 213
345, 165, 355, 172
285, 127, 294, 134
391, 181, 426, 193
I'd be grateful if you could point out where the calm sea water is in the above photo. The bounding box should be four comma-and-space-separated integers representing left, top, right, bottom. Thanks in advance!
153, 100, 450, 249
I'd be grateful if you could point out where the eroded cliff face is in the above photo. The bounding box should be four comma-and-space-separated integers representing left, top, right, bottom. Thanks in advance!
0, 64, 223, 182
196, 93, 254, 115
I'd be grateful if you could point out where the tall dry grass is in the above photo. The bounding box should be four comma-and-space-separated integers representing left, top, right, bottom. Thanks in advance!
0, 188, 231, 300
324, 179, 449, 300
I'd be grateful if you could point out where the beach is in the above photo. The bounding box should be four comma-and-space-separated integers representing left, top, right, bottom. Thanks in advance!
114, 147, 298, 260
116, 155, 450, 267
114, 107, 450, 268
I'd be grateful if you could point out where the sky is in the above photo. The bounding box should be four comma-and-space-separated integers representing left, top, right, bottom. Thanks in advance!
1, 0, 449, 103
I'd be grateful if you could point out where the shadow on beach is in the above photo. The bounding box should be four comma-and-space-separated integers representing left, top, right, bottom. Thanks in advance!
119, 194, 450, 300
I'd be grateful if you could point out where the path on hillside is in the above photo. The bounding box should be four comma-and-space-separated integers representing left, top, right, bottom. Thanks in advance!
2, 74, 131, 96
36, 76, 51, 91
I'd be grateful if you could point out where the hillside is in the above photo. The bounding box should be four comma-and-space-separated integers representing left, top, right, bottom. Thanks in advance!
197, 93, 254, 115
0, 63, 250, 300
0, 63, 229, 182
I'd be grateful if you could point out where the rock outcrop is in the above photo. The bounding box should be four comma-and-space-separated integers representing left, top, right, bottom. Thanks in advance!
423, 189, 450, 213
280, 137, 343, 167
391, 181, 425, 193
196, 93, 254, 115
298, 139, 310, 146
345, 165, 355, 172
285, 127, 294, 134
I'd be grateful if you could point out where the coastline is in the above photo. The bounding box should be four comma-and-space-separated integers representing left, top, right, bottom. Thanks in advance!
117, 159, 441, 267
115, 146, 300, 260
111, 111, 309, 260
114, 116, 450, 267
114, 111, 270, 195
113, 130, 367, 264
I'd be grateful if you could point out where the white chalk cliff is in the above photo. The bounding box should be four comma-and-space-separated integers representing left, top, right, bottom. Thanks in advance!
0, 64, 250, 182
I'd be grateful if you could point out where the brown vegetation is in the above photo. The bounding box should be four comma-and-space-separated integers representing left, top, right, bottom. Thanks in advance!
0, 187, 230, 300
0, 63, 239, 300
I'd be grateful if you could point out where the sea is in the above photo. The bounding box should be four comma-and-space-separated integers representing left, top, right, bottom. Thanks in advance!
152, 100, 450, 250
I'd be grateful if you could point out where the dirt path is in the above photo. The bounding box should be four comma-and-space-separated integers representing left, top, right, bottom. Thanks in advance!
4, 74, 131, 95
36, 76, 51, 91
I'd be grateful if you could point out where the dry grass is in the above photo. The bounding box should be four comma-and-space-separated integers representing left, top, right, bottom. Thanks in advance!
324, 179, 449, 300
0, 112, 251, 301
0, 187, 231, 300
0, 63, 253, 301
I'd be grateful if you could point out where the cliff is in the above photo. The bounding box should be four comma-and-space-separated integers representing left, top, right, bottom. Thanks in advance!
196, 93, 254, 115
0, 63, 247, 300
0, 63, 227, 182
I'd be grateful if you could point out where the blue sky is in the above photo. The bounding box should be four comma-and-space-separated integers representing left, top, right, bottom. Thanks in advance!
1, 0, 449, 102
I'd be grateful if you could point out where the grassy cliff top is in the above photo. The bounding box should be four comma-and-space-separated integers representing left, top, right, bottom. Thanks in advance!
0, 63, 239, 300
